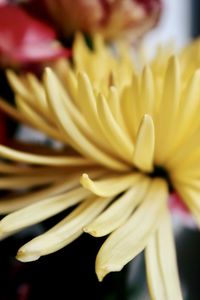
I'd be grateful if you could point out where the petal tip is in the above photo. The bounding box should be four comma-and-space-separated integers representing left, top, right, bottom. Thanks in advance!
83, 226, 98, 237
16, 249, 40, 263
44, 67, 53, 77
96, 266, 109, 282
77, 71, 88, 83
96, 264, 123, 282
80, 173, 91, 189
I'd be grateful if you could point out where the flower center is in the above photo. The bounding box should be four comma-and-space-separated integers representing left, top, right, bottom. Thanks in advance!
149, 165, 173, 192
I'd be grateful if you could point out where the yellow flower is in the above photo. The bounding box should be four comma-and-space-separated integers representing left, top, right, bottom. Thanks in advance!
1, 35, 200, 299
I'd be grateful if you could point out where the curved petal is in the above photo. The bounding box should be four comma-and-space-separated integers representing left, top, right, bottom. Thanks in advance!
44, 68, 129, 171
84, 176, 150, 236
145, 208, 183, 300
80, 172, 141, 197
16, 195, 113, 262
0, 144, 94, 166
0, 186, 90, 235
95, 178, 168, 281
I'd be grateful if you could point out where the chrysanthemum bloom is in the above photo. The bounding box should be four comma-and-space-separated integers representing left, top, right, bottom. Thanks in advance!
1, 35, 200, 299
26, 0, 162, 41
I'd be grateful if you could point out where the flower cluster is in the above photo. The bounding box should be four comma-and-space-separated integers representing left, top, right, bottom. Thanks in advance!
1, 34, 200, 299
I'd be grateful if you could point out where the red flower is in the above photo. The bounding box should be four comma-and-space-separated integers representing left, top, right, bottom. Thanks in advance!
0, 4, 69, 67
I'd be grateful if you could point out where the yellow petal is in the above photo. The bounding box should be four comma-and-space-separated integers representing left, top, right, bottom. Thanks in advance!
145, 208, 183, 300
0, 178, 76, 213
84, 176, 150, 236
139, 66, 155, 117
80, 172, 140, 197
6, 70, 30, 99
164, 69, 200, 161
121, 74, 140, 139
0, 187, 90, 235
15, 95, 66, 143
76, 72, 120, 156
0, 144, 93, 166
16, 195, 112, 262
52, 59, 78, 104
95, 178, 168, 281
0, 168, 92, 213
44, 68, 129, 171
107, 86, 129, 136
7, 71, 51, 123
0, 97, 28, 125
155, 56, 180, 165
166, 127, 200, 171
97, 93, 134, 163
77, 72, 102, 132
26, 73, 47, 110
0, 173, 61, 189
54, 71, 115, 154
133, 114, 155, 172
0, 162, 86, 175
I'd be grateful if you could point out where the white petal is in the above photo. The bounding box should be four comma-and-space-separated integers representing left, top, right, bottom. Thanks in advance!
145, 208, 183, 300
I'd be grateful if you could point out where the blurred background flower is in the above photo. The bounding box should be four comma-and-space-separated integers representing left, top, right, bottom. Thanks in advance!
23, 0, 162, 42
0, 0, 71, 71
0, 4, 69, 69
